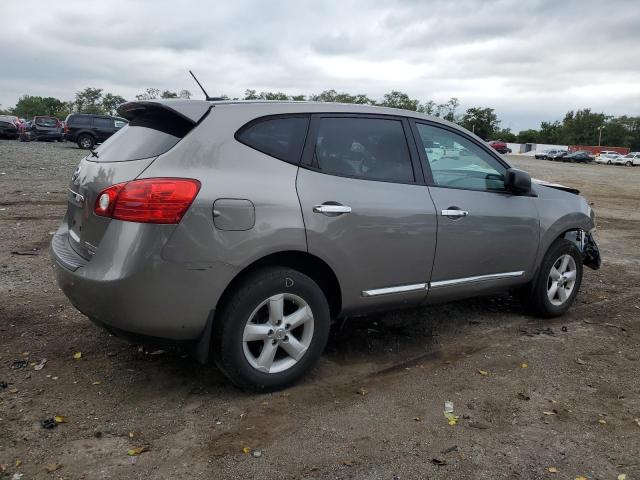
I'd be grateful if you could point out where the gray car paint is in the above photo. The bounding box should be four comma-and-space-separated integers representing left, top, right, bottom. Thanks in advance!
51, 99, 596, 346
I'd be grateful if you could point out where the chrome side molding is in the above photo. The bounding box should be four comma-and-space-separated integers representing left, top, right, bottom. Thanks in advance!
430, 271, 525, 288
362, 283, 428, 297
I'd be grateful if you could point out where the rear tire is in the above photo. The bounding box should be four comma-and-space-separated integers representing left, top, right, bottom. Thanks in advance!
77, 134, 95, 150
520, 239, 583, 318
213, 267, 331, 392
625, 161, 632, 167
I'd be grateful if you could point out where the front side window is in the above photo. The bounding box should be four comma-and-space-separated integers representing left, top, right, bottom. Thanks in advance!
236, 116, 309, 164
415, 123, 506, 191
314, 117, 414, 183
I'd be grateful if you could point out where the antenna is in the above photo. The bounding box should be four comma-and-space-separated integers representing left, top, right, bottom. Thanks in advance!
189, 70, 227, 102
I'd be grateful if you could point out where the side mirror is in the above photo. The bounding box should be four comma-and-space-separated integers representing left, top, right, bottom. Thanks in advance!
504, 168, 531, 194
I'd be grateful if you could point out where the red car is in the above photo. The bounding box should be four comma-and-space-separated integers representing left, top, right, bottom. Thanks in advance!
488, 140, 511, 155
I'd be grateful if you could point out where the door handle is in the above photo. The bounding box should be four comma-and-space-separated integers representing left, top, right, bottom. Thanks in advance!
313, 204, 352, 215
441, 209, 469, 217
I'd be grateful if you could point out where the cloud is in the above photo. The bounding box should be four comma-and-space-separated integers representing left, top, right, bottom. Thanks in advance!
0, 0, 638, 131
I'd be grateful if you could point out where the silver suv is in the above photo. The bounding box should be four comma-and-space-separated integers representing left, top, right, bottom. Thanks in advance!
51, 99, 601, 391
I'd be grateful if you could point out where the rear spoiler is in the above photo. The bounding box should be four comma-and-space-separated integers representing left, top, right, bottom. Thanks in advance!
117, 99, 211, 124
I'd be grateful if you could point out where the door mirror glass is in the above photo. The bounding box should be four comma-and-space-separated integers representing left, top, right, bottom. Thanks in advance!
504, 168, 531, 194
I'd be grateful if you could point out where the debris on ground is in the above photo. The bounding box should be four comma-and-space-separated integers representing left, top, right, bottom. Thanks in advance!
54, 415, 66, 424
548, 466, 558, 473
127, 446, 149, 456
444, 401, 454, 413
520, 327, 555, 336
72, 352, 82, 359
441, 445, 458, 454
575, 358, 588, 365
521, 363, 528, 368
444, 411, 459, 426
356, 387, 368, 396
242, 447, 251, 455
478, 369, 489, 376
468, 421, 489, 429
341, 460, 353, 467
517, 392, 530, 401
45, 463, 61, 473
10, 249, 39, 256
41, 418, 57, 429
431, 457, 447, 466
251, 449, 263, 458
11, 360, 27, 369
149, 349, 166, 355
0, 381, 7, 389
34, 358, 47, 370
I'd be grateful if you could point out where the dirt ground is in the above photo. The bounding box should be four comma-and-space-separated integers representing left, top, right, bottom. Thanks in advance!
1, 140, 639, 480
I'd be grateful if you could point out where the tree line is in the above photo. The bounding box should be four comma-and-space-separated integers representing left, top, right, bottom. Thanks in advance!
2, 87, 638, 149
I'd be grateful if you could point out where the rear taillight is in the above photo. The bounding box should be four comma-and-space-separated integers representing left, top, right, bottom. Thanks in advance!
94, 178, 201, 224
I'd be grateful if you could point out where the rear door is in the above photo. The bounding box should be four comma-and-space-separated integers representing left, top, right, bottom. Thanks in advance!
296, 114, 437, 314
410, 121, 539, 301
92, 117, 115, 142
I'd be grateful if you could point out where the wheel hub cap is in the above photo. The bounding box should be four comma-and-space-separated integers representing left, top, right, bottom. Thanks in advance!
547, 254, 577, 306
242, 293, 315, 374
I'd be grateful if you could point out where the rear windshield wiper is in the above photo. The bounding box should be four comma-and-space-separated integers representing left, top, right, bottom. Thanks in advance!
89, 149, 99, 158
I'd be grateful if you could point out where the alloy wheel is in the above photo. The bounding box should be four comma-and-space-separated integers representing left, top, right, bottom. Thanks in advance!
547, 254, 577, 306
242, 293, 314, 374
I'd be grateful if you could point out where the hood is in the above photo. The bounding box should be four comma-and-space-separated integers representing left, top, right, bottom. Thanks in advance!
532, 178, 580, 195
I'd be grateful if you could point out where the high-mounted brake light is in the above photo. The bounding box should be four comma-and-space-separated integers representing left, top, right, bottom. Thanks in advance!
94, 178, 201, 224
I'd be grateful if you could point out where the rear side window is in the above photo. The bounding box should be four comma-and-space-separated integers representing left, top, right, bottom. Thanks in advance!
236, 116, 309, 164
314, 117, 414, 183
91, 107, 194, 162
93, 117, 114, 128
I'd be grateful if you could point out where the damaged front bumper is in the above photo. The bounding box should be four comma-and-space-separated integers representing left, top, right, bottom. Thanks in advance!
566, 230, 601, 270
582, 232, 601, 270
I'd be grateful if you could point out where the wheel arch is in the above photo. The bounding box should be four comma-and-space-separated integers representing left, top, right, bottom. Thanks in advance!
215, 250, 342, 321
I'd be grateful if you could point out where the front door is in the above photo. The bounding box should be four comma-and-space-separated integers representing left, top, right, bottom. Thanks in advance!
296, 115, 437, 314
411, 121, 539, 301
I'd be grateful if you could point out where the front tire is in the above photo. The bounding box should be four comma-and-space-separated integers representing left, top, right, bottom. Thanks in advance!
213, 267, 331, 392
521, 239, 583, 318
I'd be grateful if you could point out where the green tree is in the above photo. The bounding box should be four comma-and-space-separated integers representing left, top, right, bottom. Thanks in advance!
459, 107, 500, 140
435, 97, 459, 121
135, 88, 161, 101
516, 129, 539, 143
309, 90, 373, 104
101, 93, 127, 115
494, 128, 517, 142
161, 90, 178, 98
12, 95, 70, 118
537, 121, 563, 144
561, 109, 607, 145
178, 89, 192, 99
74, 88, 104, 114
378, 91, 420, 111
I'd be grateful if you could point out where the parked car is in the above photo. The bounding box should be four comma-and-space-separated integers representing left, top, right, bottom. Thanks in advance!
549, 150, 568, 161
563, 151, 593, 163
51, 100, 601, 391
488, 140, 511, 154
29, 116, 64, 141
619, 152, 640, 166
0, 115, 19, 139
535, 149, 555, 160
64, 113, 128, 149
595, 152, 625, 165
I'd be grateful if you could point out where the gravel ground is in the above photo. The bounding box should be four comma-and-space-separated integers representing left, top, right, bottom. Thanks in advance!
1, 140, 639, 479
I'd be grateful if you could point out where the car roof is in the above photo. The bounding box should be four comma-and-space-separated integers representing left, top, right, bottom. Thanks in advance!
122, 98, 481, 142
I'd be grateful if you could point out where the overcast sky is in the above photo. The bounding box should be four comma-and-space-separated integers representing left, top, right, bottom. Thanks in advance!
1, 0, 638, 131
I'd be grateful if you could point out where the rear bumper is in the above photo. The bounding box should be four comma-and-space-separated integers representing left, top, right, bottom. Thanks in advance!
51, 220, 238, 341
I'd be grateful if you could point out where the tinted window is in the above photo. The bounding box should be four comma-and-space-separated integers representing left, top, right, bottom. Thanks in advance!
237, 116, 309, 164
416, 123, 506, 191
35, 117, 58, 127
93, 117, 114, 128
314, 117, 414, 183
69, 115, 91, 126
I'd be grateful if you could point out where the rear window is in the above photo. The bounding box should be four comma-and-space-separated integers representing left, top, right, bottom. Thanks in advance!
35, 117, 58, 127
91, 107, 194, 162
236, 116, 309, 164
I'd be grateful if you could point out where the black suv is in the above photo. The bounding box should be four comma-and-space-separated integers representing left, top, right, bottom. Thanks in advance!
64, 113, 128, 149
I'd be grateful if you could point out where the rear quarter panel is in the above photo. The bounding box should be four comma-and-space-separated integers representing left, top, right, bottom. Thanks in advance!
141, 105, 308, 272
